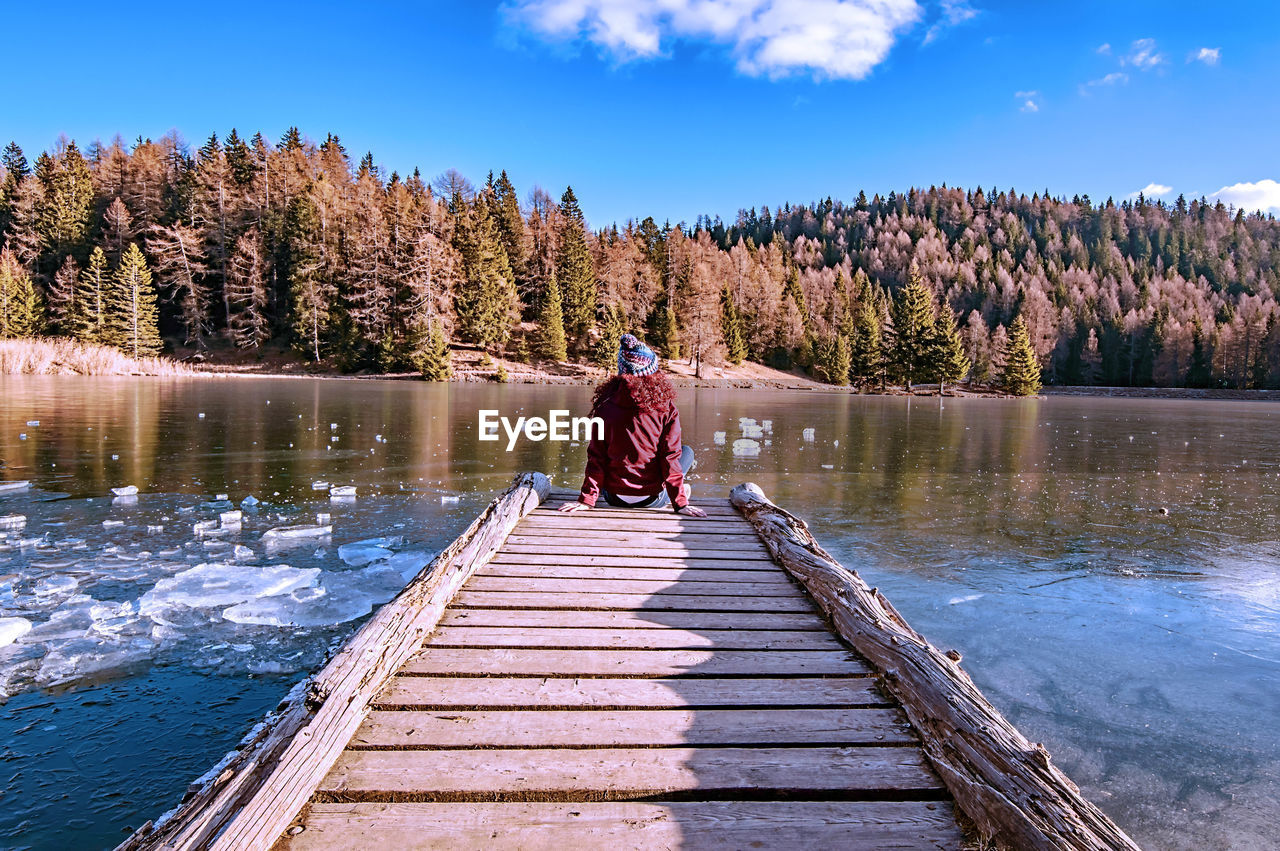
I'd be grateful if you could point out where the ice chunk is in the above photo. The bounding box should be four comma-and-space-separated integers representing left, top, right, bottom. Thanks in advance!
215, 493, 229, 501
337, 537, 400, 567
35, 636, 154, 688
240, 495, 260, 510
312, 481, 330, 491
111, 485, 139, 497
440, 495, 460, 504
948, 594, 984, 605
741, 424, 764, 438
0, 617, 32, 647
316, 513, 331, 525
223, 564, 405, 627
112, 495, 138, 506
802, 427, 815, 441
732, 438, 761, 456
0, 514, 27, 531
262, 524, 333, 540
140, 563, 320, 615
330, 423, 338, 430
147, 525, 164, 534
35, 575, 80, 598
198, 412, 205, 418
0, 481, 31, 494
820, 463, 834, 469
713, 431, 726, 445
26, 420, 39, 426
330, 486, 357, 498
102, 519, 125, 528
383, 550, 434, 581
193, 519, 219, 534
762, 420, 772, 434
232, 545, 255, 561
220, 510, 243, 525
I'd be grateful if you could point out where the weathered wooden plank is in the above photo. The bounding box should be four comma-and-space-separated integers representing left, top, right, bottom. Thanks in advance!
352, 707, 915, 748
281, 800, 963, 851
318, 746, 943, 797
399, 648, 871, 677
465, 576, 804, 596
452, 590, 818, 612
438, 608, 830, 631
117, 473, 551, 851
731, 482, 1139, 851
508, 532, 760, 548
487, 553, 778, 570
518, 516, 757, 534
425, 626, 845, 650
373, 676, 892, 710
499, 542, 772, 560
537, 502, 743, 517
479, 563, 788, 583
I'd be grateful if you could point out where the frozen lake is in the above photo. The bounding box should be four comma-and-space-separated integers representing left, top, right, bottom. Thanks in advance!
1, 376, 1278, 849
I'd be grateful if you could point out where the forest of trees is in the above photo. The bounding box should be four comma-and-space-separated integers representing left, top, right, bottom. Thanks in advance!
1, 128, 1278, 391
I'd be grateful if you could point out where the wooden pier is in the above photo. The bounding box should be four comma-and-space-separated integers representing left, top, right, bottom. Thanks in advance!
123, 474, 1139, 851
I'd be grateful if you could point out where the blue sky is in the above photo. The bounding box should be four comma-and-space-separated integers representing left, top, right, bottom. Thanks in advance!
5, 1, 1278, 227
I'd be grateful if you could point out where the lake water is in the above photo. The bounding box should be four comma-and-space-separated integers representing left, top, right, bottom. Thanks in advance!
1, 376, 1277, 850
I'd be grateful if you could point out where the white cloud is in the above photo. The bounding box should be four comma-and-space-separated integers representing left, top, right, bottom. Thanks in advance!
1096, 42, 1111, 55
1212, 179, 1280, 214
504, 0, 923, 80
1121, 37, 1165, 70
1128, 183, 1172, 199
922, 0, 978, 46
1189, 47, 1220, 65
1084, 71, 1128, 89
1014, 90, 1039, 112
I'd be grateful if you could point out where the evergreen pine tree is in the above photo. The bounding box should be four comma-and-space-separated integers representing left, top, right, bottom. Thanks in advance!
929, 305, 971, 393
47, 255, 79, 335
414, 316, 452, 380
814, 334, 851, 385
782, 265, 810, 333
652, 299, 680, 360
286, 196, 333, 363
536, 269, 568, 361
0, 141, 29, 238
1185, 320, 1213, 388
454, 194, 516, 348
850, 295, 884, 389
889, 264, 936, 390
492, 170, 526, 292
107, 243, 162, 357
0, 247, 42, 337
74, 247, 109, 343
1000, 316, 1042, 396
555, 186, 595, 341
720, 284, 747, 365
593, 304, 626, 370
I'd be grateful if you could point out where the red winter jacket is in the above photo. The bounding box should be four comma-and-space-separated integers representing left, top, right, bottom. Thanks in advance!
578, 381, 687, 509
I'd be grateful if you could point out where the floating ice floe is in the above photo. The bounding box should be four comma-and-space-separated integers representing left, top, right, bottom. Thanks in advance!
26, 420, 39, 427
440, 495, 460, 504
0, 617, 33, 647
220, 510, 243, 525
337, 536, 405, 567
732, 439, 761, 457
112, 485, 139, 497
147, 525, 164, 534
193, 519, 219, 534
741, 424, 764, 438
140, 563, 321, 616
948, 594, 984, 605
18, 434, 27, 440
802, 427, 816, 441
330, 423, 338, 430
312, 481, 330, 491
0, 481, 31, 494
330, 486, 357, 498
198, 412, 206, 418
35, 575, 79, 598
240, 495, 260, 510
232, 545, 255, 561
762, 420, 772, 434
102, 520, 125, 528
216, 494, 229, 502
820, 464, 834, 469
222, 563, 404, 627
262, 524, 333, 541
316, 513, 331, 525
713, 431, 726, 445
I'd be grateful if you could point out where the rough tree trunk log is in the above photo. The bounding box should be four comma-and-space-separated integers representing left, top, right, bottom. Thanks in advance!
729, 482, 1140, 851
120, 472, 551, 851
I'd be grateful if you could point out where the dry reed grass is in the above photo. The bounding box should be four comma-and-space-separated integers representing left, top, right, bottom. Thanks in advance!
0, 337, 198, 376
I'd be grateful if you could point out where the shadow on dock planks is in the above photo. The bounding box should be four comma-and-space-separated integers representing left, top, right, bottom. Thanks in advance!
119, 473, 1139, 851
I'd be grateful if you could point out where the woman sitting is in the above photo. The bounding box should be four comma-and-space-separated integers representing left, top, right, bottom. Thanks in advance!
560, 334, 705, 517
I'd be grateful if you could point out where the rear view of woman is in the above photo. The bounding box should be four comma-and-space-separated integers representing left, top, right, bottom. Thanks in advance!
560, 334, 705, 517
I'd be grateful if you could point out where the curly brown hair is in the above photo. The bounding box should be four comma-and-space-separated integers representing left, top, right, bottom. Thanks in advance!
592, 373, 677, 413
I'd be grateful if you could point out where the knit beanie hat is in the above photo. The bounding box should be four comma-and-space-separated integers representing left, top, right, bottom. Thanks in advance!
617, 333, 659, 376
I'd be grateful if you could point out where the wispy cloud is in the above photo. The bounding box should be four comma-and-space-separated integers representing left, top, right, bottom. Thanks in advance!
922, 0, 979, 46
1188, 47, 1220, 65
1096, 42, 1111, 55
1083, 71, 1128, 89
503, 0, 923, 81
1212, 179, 1280, 214
1120, 37, 1165, 70
1014, 90, 1039, 112
1128, 183, 1172, 199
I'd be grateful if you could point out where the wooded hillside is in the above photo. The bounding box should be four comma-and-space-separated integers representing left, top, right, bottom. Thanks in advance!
1, 129, 1276, 389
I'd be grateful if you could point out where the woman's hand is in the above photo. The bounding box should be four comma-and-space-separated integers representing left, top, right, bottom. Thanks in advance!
558, 501, 591, 513
676, 505, 707, 517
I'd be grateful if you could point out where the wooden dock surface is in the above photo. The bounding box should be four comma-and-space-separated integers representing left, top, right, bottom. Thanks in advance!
276, 492, 964, 850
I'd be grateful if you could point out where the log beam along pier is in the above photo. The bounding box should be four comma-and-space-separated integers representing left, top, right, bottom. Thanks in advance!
120, 474, 1139, 850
